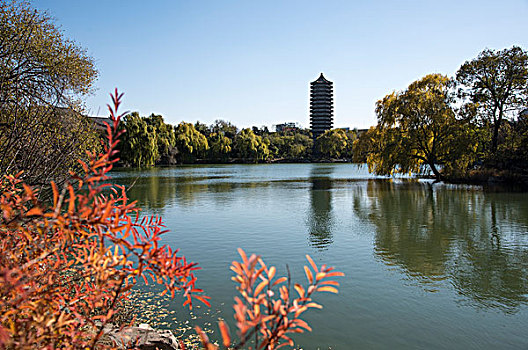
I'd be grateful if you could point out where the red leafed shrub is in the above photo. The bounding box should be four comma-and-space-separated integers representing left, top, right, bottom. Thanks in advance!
196, 249, 344, 350
0, 90, 208, 349
0, 89, 343, 350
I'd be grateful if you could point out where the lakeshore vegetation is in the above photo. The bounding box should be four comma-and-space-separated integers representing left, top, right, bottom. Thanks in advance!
0, 1, 343, 349
112, 47, 528, 184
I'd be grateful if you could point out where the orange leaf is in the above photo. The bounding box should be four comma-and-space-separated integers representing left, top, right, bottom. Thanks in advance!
254, 279, 268, 296
317, 286, 338, 294
304, 266, 313, 284
26, 207, 43, 216
268, 266, 276, 280
238, 248, 248, 265
218, 320, 231, 347
306, 255, 318, 273
51, 181, 59, 208
294, 283, 305, 298
273, 277, 287, 286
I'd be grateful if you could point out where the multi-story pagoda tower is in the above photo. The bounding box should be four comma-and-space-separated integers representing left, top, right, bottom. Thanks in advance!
310, 73, 333, 139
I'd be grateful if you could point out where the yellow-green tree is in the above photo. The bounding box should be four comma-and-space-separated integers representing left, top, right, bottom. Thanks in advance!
315, 129, 349, 159
234, 128, 270, 162
208, 132, 232, 162
118, 112, 159, 167
175, 122, 209, 163
0, 0, 98, 186
364, 74, 477, 180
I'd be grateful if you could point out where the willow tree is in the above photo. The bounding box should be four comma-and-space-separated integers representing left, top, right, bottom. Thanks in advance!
208, 132, 232, 162
175, 122, 209, 163
315, 129, 350, 159
0, 0, 98, 186
233, 128, 269, 162
456, 46, 528, 154
367, 74, 476, 180
118, 112, 158, 167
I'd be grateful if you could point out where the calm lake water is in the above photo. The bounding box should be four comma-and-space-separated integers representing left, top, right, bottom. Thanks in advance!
110, 164, 528, 349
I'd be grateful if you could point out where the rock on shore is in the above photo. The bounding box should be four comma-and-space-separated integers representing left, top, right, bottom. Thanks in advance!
101, 323, 180, 350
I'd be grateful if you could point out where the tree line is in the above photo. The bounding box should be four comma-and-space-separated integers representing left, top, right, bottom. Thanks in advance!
353, 46, 528, 182
115, 115, 360, 166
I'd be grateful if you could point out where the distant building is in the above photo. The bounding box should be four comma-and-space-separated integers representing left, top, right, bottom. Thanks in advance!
88, 116, 111, 133
275, 122, 299, 133
310, 73, 334, 139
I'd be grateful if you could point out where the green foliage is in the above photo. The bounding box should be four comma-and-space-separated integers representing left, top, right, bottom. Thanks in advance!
364, 74, 477, 180
211, 119, 238, 139
175, 122, 209, 162
266, 132, 313, 159
118, 112, 159, 167
194, 121, 211, 137
208, 132, 232, 161
233, 128, 270, 162
0, 0, 99, 186
315, 129, 352, 159
146, 114, 177, 164
456, 46, 528, 154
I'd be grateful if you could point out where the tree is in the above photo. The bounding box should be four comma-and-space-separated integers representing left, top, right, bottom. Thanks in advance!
208, 132, 232, 162
118, 112, 158, 167
456, 46, 528, 154
234, 128, 270, 162
0, 0, 98, 186
146, 114, 177, 165
175, 122, 209, 163
365, 74, 477, 180
315, 129, 349, 159
266, 133, 312, 160
211, 119, 238, 139
194, 120, 211, 137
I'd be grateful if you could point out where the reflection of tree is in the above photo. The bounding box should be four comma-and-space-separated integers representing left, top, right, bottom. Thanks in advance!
354, 180, 528, 312
306, 165, 335, 250
111, 169, 272, 209
111, 169, 177, 209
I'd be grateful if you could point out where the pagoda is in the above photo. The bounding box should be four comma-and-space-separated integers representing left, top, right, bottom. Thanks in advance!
310, 73, 333, 139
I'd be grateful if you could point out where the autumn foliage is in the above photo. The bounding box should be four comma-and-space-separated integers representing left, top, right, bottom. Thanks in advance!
196, 249, 344, 350
0, 90, 207, 349
0, 90, 343, 349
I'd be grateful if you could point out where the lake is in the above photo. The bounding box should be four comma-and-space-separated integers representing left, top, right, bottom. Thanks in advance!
110, 163, 528, 349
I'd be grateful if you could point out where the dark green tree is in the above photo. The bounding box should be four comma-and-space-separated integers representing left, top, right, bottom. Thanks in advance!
456, 46, 528, 154
211, 119, 238, 139
146, 114, 177, 164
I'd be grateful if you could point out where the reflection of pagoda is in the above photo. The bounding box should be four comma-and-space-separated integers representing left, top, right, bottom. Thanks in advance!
310, 73, 334, 139
306, 166, 335, 250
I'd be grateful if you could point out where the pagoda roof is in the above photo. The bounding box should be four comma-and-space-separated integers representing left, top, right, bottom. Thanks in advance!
311, 73, 332, 84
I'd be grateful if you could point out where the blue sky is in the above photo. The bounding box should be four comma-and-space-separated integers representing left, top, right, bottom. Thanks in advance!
35, 0, 528, 129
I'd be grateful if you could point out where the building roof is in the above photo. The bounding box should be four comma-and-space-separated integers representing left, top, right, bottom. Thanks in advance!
311, 73, 332, 84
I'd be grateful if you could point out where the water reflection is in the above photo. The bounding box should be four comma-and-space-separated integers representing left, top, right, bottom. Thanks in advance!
354, 180, 528, 312
306, 165, 335, 250
112, 169, 273, 209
